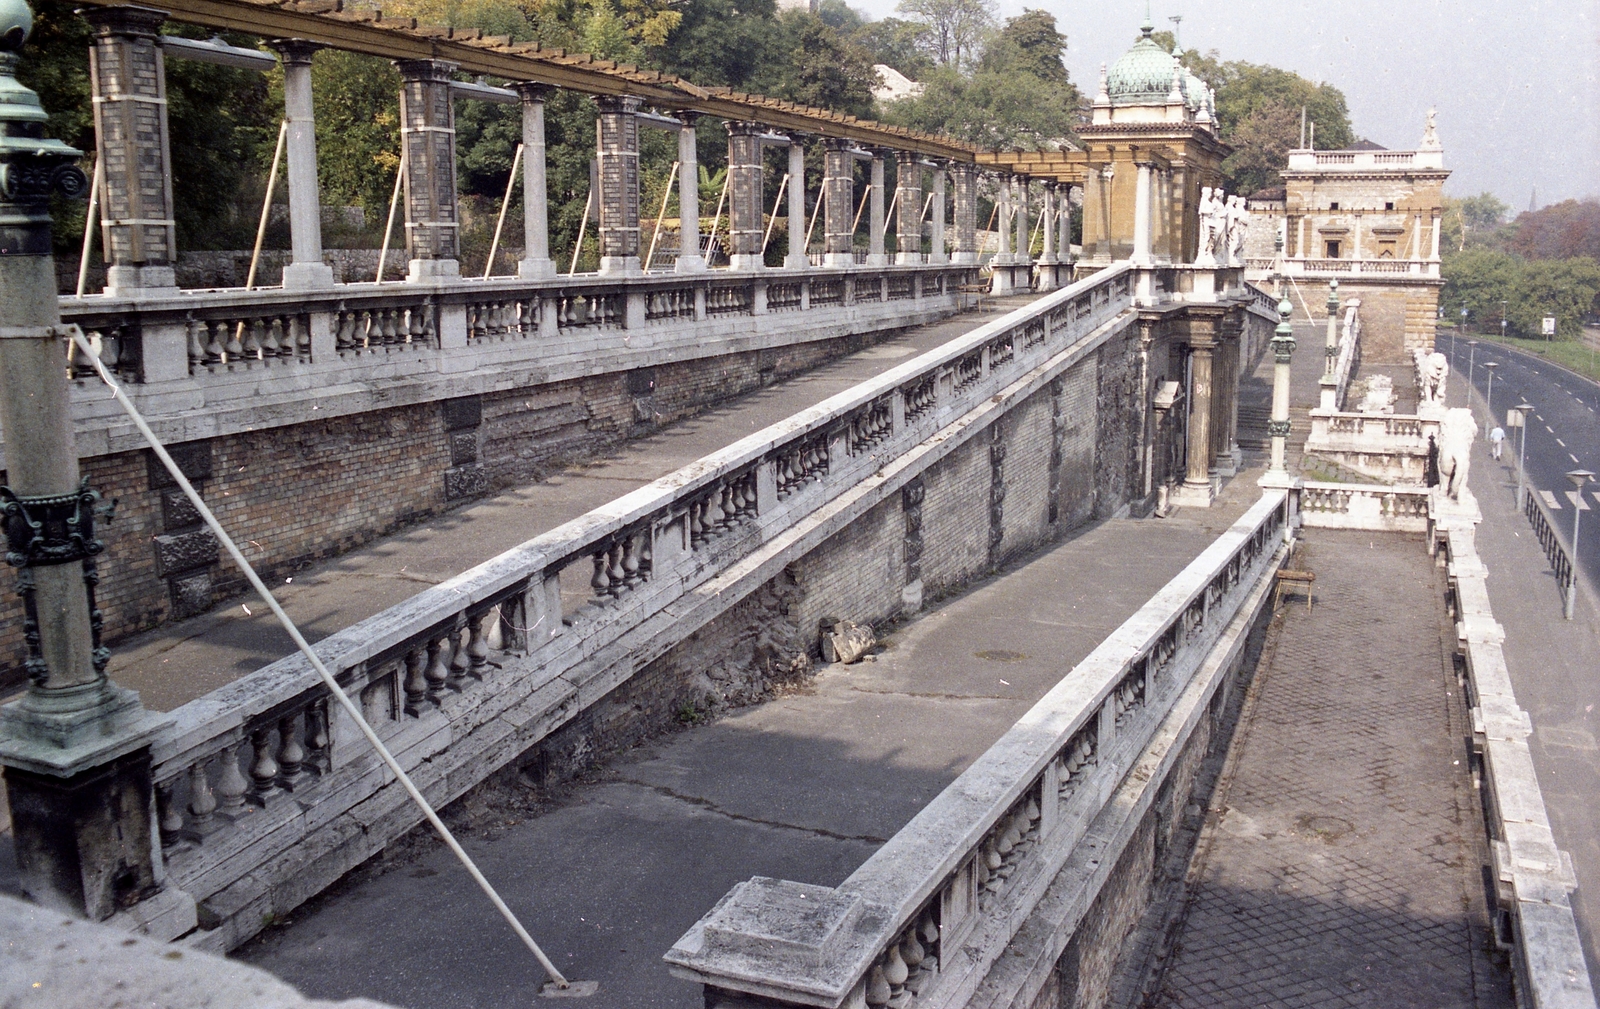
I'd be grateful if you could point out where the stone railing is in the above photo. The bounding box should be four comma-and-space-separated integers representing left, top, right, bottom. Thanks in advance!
137, 262, 1149, 949
1296, 480, 1430, 532
1330, 299, 1361, 409
664, 491, 1289, 1009
1303, 413, 1436, 484
1272, 258, 1440, 280
1523, 490, 1580, 620
43, 263, 971, 464
1438, 525, 1594, 1007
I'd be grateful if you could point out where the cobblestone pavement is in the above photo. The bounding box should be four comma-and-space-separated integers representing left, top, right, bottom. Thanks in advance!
1149, 528, 1512, 1008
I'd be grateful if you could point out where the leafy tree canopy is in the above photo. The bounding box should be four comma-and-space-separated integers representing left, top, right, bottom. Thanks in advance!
1441, 248, 1600, 338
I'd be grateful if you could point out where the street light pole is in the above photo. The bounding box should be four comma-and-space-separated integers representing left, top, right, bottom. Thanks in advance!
1467, 340, 1478, 401
1483, 361, 1499, 439
1566, 469, 1594, 620
1515, 402, 1533, 510
1500, 298, 1508, 340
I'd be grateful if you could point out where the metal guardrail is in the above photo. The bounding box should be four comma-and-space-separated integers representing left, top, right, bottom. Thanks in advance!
1523, 490, 1578, 620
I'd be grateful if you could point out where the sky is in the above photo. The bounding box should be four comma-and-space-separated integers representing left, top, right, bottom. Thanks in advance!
849, 0, 1599, 209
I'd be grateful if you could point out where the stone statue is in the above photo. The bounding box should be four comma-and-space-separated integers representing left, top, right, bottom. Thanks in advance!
1436, 407, 1478, 501
1414, 349, 1448, 406
1196, 186, 1221, 265
1227, 195, 1249, 265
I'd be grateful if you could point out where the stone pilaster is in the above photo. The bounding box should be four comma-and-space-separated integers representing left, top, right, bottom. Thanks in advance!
271, 40, 333, 290
515, 82, 556, 279
866, 152, 886, 266
83, 6, 176, 294
823, 138, 854, 267
786, 134, 808, 269
726, 120, 763, 270
894, 151, 921, 264
930, 164, 948, 264
596, 95, 642, 275
951, 162, 977, 264
396, 59, 460, 280
675, 111, 705, 273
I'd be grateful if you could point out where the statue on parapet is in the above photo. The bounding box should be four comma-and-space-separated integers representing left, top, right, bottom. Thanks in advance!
1414, 348, 1449, 411
1435, 407, 1478, 501
1226, 195, 1249, 266
1196, 186, 1222, 266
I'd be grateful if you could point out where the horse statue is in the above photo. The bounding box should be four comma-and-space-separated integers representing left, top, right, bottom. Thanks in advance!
1435, 407, 1478, 501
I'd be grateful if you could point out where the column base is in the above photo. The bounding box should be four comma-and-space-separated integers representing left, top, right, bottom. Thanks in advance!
281, 261, 335, 290
103, 265, 177, 298
1257, 469, 1298, 490
783, 254, 810, 270
728, 254, 765, 272
674, 255, 708, 274
598, 256, 642, 277
865, 254, 888, 267
894, 252, 921, 265
930, 253, 950, 265
518, 257, 557, 280
823, 253, 854, 268
407, 258, 460, 282
0, 681, 169, 777
1169, 480, 1215, 508
951, 251, 979, 265
991, 269, 1015, 295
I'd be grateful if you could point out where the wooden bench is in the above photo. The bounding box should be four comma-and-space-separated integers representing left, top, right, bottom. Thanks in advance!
1274, 569, 1315, 613
956, 282, 990, 312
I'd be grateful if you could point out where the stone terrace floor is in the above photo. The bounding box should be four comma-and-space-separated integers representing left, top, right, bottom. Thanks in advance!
234, 471, 1266, 1008
1145, 527, 1513, 1008
92, 294, 1042, 713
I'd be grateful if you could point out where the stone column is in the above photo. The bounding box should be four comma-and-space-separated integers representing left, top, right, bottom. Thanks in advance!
675, 112, 704, 273
867, 152, 887, 266
515, 82, 556, 279
595, 95, 642, 275
930, 164, 948, 264
995, 179, 1012, 263
1059, 184, 1073, 264
1131, 161, 1153, 266
1173, 314, 1219, 507
396, 59, 460, 280
1261, 297, 1297, 486
1012, 177, 1030, 266
822, 138, 853, 268
894, 151, 922, 264
272, 40, 333, 289
83, 6, 176, 294
725, 121, 764, 270
1213, 314, 1241, 476
1319, 278, 1340, 408
951, 162, 977, 264
785, 134, 808, 269
0, 18, 168, 923
1035, 182, 1058, 292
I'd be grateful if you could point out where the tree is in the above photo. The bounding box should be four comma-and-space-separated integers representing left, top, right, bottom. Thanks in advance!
755, 11, 878, 118
895, 0, 994, 70
1221, 102, 1299, 196
1441, 248, 1600, 339
979, 8, 1066, 83
851, 17, 933, 78
1440, 192, 1509, 253
1504, 199, 1600, 261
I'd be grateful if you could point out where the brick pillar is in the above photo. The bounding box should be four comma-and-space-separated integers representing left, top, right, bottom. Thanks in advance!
726, 120, 764, 270
83, 6, 176, 294
894, 151, 922, 264
515, 82, 556, 279
272, 40, 333, 289
595, 95, 642, 275
866, 152, 886, 266
823, 138, 854, 267
951, 162, 977, 264
930, 163, 947, 264
396, 59, 460, 280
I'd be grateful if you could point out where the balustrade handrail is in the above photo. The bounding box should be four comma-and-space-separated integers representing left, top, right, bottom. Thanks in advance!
665, 490, 1290, 1005
147, 263, 1141, 779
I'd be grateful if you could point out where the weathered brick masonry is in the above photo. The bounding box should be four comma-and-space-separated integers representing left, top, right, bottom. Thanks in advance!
0, 327, 904, 689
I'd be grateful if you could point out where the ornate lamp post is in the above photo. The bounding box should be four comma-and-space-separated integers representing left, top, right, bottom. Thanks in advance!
0, 0, 168, 921
1483, 361, 1499, 438
1261, 296, 1296, 486
1566, 470, 1594, 620
1319, 279, 1339, 409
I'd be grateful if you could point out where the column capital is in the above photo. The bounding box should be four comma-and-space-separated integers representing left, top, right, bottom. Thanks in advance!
514, 81, 555, 104
394, 58, 458, 83
675, 109, 702, 127
80, 4, 166, 36
726, 119, 764, 137
268, 38, 323, 64
596, 93, 642, 115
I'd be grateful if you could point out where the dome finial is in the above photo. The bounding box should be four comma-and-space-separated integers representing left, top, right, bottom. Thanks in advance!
1140, 0, 1154, 36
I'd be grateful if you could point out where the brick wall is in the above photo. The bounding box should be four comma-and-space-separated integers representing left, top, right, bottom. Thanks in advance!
1290, 280, 1441, 364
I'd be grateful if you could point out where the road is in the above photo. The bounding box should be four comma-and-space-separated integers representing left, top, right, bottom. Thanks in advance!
1442, 332, 1600, 590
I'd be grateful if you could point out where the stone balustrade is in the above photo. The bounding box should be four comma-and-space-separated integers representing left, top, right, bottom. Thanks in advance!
1244, 257, 1441, 280
664, 491, 1289, 1009
41, 264, 971, 466
1303, 411, 1437, 483
1296, 480, 1431, 532
1436, 525, 1594, 1007
136, 261, 1242, 950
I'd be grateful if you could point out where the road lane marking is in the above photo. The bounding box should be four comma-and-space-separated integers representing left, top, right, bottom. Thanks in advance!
1546, 424, 1555, 433
1542, 490, 1562, 509
1572, 453, 1582, 464
1565, 491, 1591, 511
1558, 438, 1567, 447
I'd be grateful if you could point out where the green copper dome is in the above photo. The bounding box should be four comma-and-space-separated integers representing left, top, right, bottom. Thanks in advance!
1106, 20, 1178, 105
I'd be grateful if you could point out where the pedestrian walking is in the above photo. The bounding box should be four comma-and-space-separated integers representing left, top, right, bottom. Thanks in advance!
1490, 425, 1505, 460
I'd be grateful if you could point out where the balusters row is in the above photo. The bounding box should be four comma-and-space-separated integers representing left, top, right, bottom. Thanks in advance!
68, 324, 138, 382
767, 282, 803, 311
811, 279, 844, 306
1020, 319, 1046, 351
847, 399, 894, 456
155, 699, 331, 849
864, 910, 941, 1008
646, 288, 695, 321
468, 298, 536, 341
706, 284, 752, 316
401, 611, 495, 716
987, 335, 1014, 369
976, 788, 1042, 911
775, 434, 829, 499
1056, 722, 1098, 800
903, 376, 937, 421
688, 470, 759, 549
887, 275, 914, 300
588, 526, 654, 603
953, 352, 982, 393
186, 313, 310, 372
335, 302, 434, 355
555, 292, 621, 329
1111, 665, 1145, 728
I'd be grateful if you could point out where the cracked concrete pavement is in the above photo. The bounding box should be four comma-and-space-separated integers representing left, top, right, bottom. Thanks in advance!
235, 474, 1263, 1009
